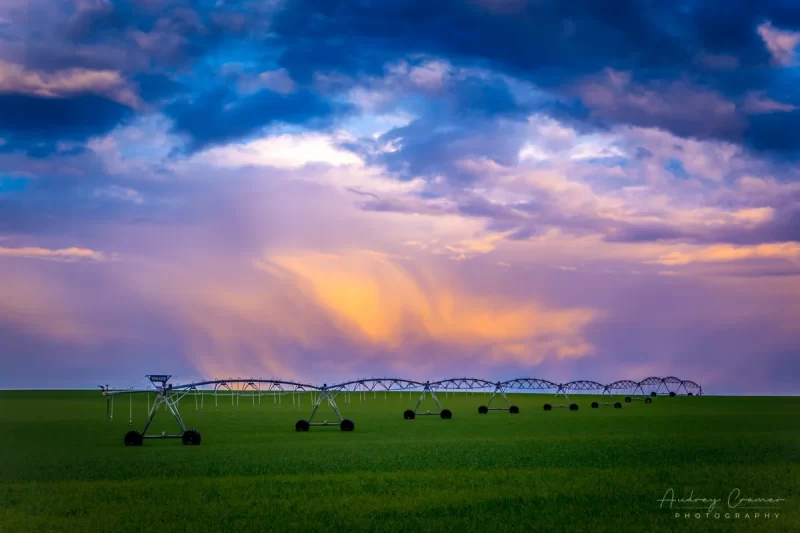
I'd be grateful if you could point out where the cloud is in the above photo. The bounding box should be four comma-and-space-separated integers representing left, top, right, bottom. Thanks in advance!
0, 93, 133, 154
652, 242, 800, 266
1, 1, 800, 391
575, 69, 744, 141
192, 132, 363, 169
0, 60, 140, 108
757, 21, 800, 66
262, 249, 599, 364
93, 185, 143, 204
743, 91, 797, 114
0, 246, 110, 262
166, 87, 343, 151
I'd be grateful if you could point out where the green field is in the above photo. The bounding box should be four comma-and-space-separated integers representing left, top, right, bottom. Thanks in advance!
0, 390, 798, 532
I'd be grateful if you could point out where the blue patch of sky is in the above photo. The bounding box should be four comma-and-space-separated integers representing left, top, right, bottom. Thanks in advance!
664, 157, 690, 179
0, 175, 29, 193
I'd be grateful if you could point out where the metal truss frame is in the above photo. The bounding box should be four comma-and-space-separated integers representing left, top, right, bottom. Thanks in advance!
682, 380, 703, 396
102, 375, 199, 446
545, 383, 578, 411
408, 381, 449, 419
637, 376, 664, 397
597, 386, 622, 409
661, 376, 685, 396
607, 380, 651, 404
329, 378, 455, 421
478, 382, 519, 414
295, 384, 353, 431
140, 386, 189, 439
101, 374, 702, 442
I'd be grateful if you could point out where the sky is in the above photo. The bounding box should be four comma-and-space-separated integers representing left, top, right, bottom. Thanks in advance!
0, 0, 799, 393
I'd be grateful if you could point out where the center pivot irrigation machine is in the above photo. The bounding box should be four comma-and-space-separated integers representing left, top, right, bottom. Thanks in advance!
100, 375, 701, 445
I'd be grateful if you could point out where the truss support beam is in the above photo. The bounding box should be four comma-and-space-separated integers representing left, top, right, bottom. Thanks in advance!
110, 375, 202, 446
404, 382, 452, 420
295, 385, 354, 432
477, 383, 519, 414
413, 383, 443, 415
141, 390, 187, 438
542, 385, 578, 411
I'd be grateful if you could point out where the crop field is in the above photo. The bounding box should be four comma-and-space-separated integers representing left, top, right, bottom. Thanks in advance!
0, 390, 798, 532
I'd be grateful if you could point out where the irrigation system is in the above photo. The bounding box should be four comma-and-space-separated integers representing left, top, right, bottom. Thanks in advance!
100, 375, 702, 446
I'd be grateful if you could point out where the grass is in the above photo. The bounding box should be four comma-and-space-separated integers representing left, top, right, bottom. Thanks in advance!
0, 390, 798, 532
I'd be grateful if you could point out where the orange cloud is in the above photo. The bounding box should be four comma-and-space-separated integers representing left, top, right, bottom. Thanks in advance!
267, 249, 598, 363
653, 242, 800, 266
127, 248, 599, 377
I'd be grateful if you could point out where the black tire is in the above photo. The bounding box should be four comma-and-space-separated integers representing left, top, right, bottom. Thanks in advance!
569, 403, 579, 411
669, 391, 676, 397
478, 405, 489, 414
625, 396, 632, 403
509, 405, 519, 414
645, 398, 652, 404
688, 392, 694, 396
403, 409, 416, 420
591, 402, 599, 409
543, 403, 552, 411
295, 419, 310, 432
650, 392, 657, 397
124, 430, 143, 447
340, 419, 355, 432
614, 402, 622, 409
440, 409, 452, 420
182, 429, 201, 445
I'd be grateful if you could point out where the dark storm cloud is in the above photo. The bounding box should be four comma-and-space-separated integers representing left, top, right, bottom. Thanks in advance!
4, 0, 800, 158
269, 0, 800, 156
165, 87, 343, 151
0, 94, 132, 155
744, 109, 800, 154
271, 0, 689, 81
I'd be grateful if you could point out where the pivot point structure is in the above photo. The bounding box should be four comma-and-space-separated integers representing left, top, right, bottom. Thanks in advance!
106, 375, 201, 447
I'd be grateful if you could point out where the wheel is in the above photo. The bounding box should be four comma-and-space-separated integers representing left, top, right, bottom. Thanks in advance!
295, 419, 310, 432
124, 430, 143, 447
340, 419, 354, 432
182, 429, 201, 445
440, 409, 452, 419
688, 392, 694, 396
543, 403, 552, 411
569, 403, 579, 411
669, 391, 676, 397
591, 402, 599, 409
478, 405, 488, 414
614, 402, 622, 409
625, 397, 632, 403
645, 398, 652, 404
650, 392, 657, 397
509, 405, 519, 414
403, 409, 416, 420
